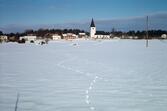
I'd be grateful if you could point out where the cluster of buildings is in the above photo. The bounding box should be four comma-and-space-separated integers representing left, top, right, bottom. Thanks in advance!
17, 19, 111, 43
17, 32, 88, 44
1, 19, 167, 43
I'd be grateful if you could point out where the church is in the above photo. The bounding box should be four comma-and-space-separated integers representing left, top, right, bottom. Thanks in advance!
90, 19, 110, 39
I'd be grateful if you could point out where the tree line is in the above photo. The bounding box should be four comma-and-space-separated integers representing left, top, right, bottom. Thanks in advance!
0, 29, 167, 41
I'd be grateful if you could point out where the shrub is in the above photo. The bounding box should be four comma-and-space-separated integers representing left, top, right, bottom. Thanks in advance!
30, 40, 34, 43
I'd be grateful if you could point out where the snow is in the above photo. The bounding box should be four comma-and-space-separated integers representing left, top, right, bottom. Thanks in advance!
0, 40, 167, 111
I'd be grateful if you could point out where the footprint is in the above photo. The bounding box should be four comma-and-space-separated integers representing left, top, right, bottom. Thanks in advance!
89, 86, 92, 90
90, 82, 94, 86
86, 100, 90, 104
67, 67, 72, 70
86, 95, 89, 99
95, 76, 99, 79
90, 107, 95, 110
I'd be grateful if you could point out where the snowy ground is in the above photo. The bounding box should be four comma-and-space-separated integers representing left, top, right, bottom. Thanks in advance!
0, 40, 167, 111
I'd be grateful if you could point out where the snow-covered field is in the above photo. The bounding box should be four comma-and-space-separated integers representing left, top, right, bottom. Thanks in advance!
0, 40, 167, 111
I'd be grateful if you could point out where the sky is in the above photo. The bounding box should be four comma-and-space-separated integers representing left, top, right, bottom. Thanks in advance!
0, 0, 167, 33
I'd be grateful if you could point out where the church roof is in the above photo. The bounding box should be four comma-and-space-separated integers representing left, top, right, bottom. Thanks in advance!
90, 19, 95, 27
95, 31, 110, 35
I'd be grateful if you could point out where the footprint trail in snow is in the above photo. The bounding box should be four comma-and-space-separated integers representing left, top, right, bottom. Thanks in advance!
56, 53, 110, 111
85, 76, 99, 110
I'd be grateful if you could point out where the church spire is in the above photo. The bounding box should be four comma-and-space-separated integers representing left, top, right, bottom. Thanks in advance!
90, 18, 95, 27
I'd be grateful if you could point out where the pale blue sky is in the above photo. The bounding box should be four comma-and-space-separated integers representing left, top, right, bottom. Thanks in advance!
0, 0, 167, 32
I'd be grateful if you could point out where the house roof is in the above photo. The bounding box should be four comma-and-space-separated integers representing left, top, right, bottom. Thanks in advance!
90, 18, 95, 27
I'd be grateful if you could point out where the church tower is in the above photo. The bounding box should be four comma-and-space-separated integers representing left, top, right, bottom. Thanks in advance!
90, 18, 96, 38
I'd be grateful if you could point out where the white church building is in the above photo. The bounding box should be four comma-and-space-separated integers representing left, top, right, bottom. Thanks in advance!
90, 19, 110, 39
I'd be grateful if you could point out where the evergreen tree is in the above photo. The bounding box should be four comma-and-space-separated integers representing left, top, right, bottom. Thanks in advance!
0, 31, 3, 35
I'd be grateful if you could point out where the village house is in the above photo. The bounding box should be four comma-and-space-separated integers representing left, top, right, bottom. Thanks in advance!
78, 33, 87, 38
19, 36, 37, 42
8, 36, 16, 42
62, 33, 77, 40
78, 33, 86, 38
0, 35, 8, 42
161, 34, 167, 39
52, 34, 61, 40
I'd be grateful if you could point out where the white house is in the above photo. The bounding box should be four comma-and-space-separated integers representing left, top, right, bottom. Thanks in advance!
52, 34, 61, 40
0, 35, 8, 42
62, 33, 77, 40
161, 34, 167, 39
19, 36, 37, 42
78, 33, 87, 38
90, 19, 110, 39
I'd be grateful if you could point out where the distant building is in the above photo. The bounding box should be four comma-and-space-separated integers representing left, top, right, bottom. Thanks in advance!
161, 34, 167, 39
78, 33, 87, 38
62, 33, 77, 40
129, 36, 133, 39
52, 34, 61, 40
0, 35, 8, 42
19, 36, 37, 42
90, 19, 110, 39
8, 36, 16, 42
134, 36, 138, 39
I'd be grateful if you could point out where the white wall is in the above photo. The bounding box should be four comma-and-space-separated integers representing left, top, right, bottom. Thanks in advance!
20, 36, 36, 41
52, 35, 61, 40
